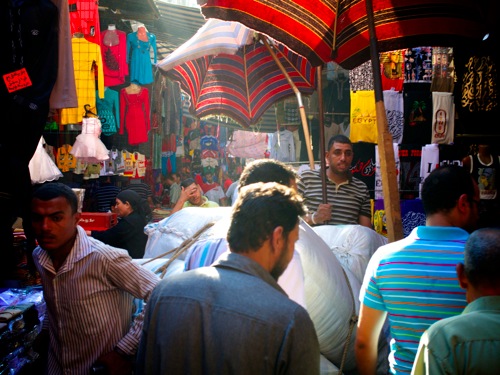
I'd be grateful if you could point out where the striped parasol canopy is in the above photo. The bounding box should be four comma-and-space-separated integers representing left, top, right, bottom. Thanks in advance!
156, 18, 254, 71
163, 39, 316, 128
199, 0, 490, 69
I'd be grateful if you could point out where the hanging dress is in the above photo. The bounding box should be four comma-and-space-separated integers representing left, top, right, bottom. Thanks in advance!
120, 87, 151, 145
29, 137, 63, 184
96, 87, 120, 136
71, 117, 109, 162
126, 31, 157, 85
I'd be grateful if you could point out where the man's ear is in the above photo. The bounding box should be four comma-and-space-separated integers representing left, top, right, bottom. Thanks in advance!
74, 212, 81, 226
456, 194, 469, 213
271, 226, 284, 253
456, 262, 468, 290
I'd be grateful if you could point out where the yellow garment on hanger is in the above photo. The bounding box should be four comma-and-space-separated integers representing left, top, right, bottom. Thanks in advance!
60, 38, 105, 125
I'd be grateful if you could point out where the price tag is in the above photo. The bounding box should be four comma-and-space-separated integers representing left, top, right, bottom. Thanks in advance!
3, 68, 32, 93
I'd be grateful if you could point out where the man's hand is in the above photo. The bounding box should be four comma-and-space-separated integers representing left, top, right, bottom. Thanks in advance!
314, 203, 332, 224
179, 184, 197, 202
94, 349, 133, 375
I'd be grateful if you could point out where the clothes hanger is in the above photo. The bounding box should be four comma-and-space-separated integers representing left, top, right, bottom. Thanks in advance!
83, 104, 97, 118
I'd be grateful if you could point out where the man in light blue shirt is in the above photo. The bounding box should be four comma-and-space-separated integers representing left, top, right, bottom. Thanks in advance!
412, 227, 500, 375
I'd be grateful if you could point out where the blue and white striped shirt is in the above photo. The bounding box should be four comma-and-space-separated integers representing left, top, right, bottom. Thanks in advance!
360, 226, 468, 374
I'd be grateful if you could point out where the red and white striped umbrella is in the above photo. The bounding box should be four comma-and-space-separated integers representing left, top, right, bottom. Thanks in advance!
199, 0, 490, 70
156, 18, 254, 71
165, 38, 316, 128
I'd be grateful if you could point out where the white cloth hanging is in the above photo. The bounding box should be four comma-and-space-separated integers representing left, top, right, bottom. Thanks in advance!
29, 137, 63, 184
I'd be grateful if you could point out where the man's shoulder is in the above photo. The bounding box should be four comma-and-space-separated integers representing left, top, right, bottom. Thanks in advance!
152, 266, 220, 294
423, 313, 470, 346
298, 169, 321, 183
299, 168, 320, 177
204, 201, 220, 208
99, 185, 120, 193
350, 175, 369, 189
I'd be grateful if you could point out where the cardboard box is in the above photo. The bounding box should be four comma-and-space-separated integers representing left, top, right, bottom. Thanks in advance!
79, 212, 117, 231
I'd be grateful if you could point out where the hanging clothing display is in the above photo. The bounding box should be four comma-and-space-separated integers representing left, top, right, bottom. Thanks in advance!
419, 143, 440, 197
100, 26, 128, 86
349, 61, 374, 91
350, 90, 378, 144
68, 0, 100, 44
133, 152, 146, 178
226, 131, 268, 159
114, 150, 125, 175
29, 137, 63, 184
402, 82, 432, 145
431, 47, 455, 93
351, 142, 376, 199
431, 92, 455, 144
120, 86, 151, 145
56, 144, 77, 172
49, 0, 78, 109
70, 117, 109, 162
269, 129, 296, 162
454, 36, 498, 135
164, 79, 182, 135
200, 135, 219, 151
122, 150, 135, 177
96, 88, 120, 136
375, 143, 400, 199
60, 36, 105, 125
380, 50, 405, 92
383, 89, 404, 144
398, 144, 422, 200
404, 47, 433, 82
126, 29, 157, 85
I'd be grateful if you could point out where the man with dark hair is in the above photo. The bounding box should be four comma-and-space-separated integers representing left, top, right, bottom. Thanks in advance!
121, 178, 154, 207
226, 159, 299, 206
31, 183, 159, 375
170, 177, 219, 214
94, 175, 120, 212
412, 227, 500, 374
183, 159, 300, 271
163, 172, 181, 207
355, 165, 480, 375
195, 171, 227, 206
298, 134, 372, 227
136, 182, 320, 374
239, 158, 298, 192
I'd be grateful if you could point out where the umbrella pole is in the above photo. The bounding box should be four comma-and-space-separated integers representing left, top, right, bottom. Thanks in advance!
317, 65, 328, 204
261, 36, 315, 170
365, 0, 404, 242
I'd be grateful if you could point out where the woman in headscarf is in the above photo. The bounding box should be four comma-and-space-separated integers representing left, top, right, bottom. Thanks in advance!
89, 190, 151, 258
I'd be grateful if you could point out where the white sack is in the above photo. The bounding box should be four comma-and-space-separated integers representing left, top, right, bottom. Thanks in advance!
143, 207, 232, 259
320, 354, 340, 375
313, 225, 388, 283
135, 258, 185, 279
296, 222, 361, 372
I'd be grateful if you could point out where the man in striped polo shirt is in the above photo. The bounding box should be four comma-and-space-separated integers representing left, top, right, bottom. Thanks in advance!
355, 165, 480, 375
121, 178, 154, 207
298, 134, 372, 228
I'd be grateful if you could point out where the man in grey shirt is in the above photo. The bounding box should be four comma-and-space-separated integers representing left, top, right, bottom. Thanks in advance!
136, 182, 320, 374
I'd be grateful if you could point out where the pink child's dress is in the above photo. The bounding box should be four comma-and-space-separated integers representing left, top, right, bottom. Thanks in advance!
71, 117, 109, 162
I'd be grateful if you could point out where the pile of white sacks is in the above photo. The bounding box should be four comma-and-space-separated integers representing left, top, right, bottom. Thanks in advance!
143, 207, 389, 375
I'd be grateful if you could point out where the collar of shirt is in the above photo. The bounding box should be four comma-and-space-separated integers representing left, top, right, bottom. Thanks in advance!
214, 252, 286, 295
